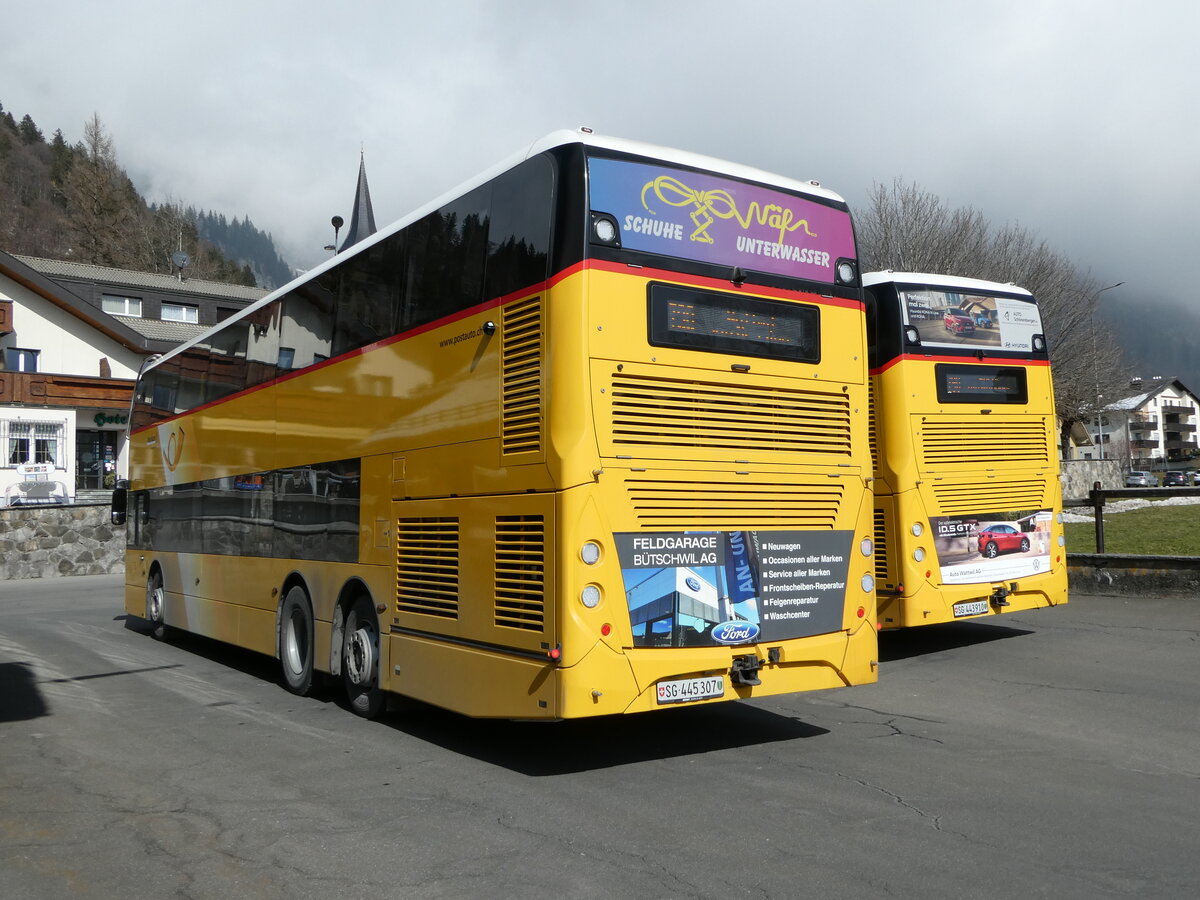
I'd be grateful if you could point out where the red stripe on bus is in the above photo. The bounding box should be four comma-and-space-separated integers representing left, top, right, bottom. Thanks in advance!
869, 353, 1051, 376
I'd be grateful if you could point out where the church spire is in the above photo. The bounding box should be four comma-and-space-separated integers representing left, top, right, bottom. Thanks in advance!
339, 150, 377, 252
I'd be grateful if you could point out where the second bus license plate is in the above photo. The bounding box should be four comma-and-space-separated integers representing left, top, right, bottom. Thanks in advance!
953, 599, 990, 618
656, 675, 724, 705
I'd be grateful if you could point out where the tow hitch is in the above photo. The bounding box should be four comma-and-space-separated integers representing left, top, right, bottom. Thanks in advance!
730, 654, 763, 686
990, 582, 1014, 609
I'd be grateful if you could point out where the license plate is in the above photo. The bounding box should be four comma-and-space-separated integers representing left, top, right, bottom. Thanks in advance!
953, 599, 990, 618
656, 675, 724, 705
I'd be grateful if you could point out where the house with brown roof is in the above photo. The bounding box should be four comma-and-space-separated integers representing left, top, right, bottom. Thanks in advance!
0, 250, 265, 504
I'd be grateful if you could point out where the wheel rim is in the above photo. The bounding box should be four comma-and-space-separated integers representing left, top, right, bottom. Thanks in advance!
148, 583, 164, 623
283, 610, 306, 676
344, 612, 377, 688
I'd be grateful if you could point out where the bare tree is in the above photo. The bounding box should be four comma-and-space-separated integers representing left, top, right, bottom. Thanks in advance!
856, 178, 1130, 457
61, 113, 142, 267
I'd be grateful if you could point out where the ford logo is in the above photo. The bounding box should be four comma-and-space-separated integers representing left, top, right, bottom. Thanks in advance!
685, 576, 702, 592
711, 620, 760, 645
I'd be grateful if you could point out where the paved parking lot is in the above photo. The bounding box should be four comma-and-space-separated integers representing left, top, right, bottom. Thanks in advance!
2, 575, 1197, 899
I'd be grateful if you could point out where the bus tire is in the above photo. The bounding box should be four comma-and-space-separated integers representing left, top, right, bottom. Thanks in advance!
146, 569, 171, 641
279, 586, 315, 696
342, 596, 384, 719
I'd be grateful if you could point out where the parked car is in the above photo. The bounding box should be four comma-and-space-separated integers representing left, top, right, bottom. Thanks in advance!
1125, 471, 1154, 487
943, 309, 975, 335
972, 311, 993, 328
1163, 471, 1188, 487
977, 523, 1030, 558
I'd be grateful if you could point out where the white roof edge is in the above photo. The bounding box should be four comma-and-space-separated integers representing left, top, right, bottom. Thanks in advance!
527, 128, 847, 203
152, 129, 847, 368
862, 270, 1033, 297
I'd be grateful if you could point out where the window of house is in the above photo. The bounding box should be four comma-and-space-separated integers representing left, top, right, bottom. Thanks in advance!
4, 348, 39, 372
277, 347, 296, 369
102, 294, 142, 317
4, 420, 64, 467
162, 302, 199, 323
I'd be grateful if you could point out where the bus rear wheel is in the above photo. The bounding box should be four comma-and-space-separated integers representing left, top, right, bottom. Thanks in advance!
279, 586, 315, 696
342, 596, 383, 719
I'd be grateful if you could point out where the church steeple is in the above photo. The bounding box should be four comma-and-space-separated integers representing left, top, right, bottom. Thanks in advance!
339, 150, 377, 252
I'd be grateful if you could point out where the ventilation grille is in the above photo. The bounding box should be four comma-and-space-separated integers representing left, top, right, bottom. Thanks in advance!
873, 507, 891, 585
607, 372, 852, 456
867, 379, 880, 474
931, 480, 1050, 515
396, 518, 459, 619
501, 296, 543, 456
919, 419, 1051, 469
494, 515, 546, 632
625, 476, 844, 530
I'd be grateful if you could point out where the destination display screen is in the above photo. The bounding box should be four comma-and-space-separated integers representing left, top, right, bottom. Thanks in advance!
936, 364, 1028, 404
648, 283, 819, 362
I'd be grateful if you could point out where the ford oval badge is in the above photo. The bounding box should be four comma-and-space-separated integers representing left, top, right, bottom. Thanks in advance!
685, 576, 702, 592
711, 620, 760, 645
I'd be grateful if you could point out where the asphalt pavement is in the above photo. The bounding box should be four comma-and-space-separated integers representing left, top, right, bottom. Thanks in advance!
1, 575, 1197, 899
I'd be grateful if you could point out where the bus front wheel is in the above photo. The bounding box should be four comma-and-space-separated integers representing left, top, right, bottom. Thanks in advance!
342, 596, 384, 719
279, 586, 315, 696
146, 570, 171, 641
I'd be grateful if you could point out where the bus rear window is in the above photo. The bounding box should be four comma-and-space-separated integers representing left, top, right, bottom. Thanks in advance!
648, 283, 819, 362
936, 364, 1028, 404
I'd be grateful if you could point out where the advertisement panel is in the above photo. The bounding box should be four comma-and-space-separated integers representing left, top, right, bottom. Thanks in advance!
588, 157, 856, 283
930, 510, 1053, 584
613, 530, 853, 648
899, 288, 1044, 352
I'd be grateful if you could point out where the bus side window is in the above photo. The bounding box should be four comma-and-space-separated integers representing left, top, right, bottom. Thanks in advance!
331, 240, 403, 358
486, 155, 554, 300
402, 185, 491, 331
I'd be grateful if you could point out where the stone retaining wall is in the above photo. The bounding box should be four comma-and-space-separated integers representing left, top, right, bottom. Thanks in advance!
0, 504, 125, 580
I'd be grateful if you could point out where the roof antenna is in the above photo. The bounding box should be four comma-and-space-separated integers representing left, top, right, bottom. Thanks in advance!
171, 250, 191, 283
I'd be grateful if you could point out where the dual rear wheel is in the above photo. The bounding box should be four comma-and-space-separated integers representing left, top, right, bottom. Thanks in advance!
277, 586, 382, 718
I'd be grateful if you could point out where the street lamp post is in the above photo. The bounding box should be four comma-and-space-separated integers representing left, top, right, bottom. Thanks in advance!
1091, 282, 1124, 461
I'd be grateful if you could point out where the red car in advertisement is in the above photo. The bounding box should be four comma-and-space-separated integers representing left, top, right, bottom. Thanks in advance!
977, 523, 1030, 558
943, 309, 976, 335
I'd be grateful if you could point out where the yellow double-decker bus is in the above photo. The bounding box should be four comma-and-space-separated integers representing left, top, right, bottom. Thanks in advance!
114, 129, 878, 719
863, 271, 1067, 628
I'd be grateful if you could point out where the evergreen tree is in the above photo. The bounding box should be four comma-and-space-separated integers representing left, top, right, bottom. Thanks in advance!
18, 114, 44, 144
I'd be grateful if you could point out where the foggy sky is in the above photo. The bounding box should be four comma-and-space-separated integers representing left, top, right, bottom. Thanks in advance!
3, 0, 1196, 315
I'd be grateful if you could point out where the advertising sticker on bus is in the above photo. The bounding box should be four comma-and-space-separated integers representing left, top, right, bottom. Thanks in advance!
929, 510, 1053, 584
899, 289, 1045, 353
613, 530, 852, 647
588, 157, 856, 282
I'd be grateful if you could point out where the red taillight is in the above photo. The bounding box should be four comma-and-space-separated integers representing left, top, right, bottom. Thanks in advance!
856, 606, 865, 618
547, 646, 561, 661
600, 623, 612, 636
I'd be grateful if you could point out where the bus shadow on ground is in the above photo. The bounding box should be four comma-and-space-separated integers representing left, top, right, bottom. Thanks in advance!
382, 701, 830, 776
878, 620, 1033, 663
0, 662, 50, 723
119, 614, 830, 775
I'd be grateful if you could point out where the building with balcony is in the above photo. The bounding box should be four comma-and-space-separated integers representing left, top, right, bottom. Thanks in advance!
1, 250, 265, 505
1084, 376, 1200, 468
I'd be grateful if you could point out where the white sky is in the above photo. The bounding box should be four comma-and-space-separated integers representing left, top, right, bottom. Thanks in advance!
3, 0, 1196, 313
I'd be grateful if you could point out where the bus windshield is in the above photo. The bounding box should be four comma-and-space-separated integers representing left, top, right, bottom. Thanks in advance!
897, 285, 1044, 353
587, 155, 856, 285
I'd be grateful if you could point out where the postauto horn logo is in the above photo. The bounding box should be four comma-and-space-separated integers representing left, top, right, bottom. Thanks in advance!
711, 620, 760, 645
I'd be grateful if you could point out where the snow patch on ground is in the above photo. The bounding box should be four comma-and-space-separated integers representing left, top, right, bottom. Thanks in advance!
1061, 495, 1200, 522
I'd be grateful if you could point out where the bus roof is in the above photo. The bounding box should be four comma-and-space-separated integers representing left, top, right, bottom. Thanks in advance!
862, 270, 1033, 297
149, 129, 847, 370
